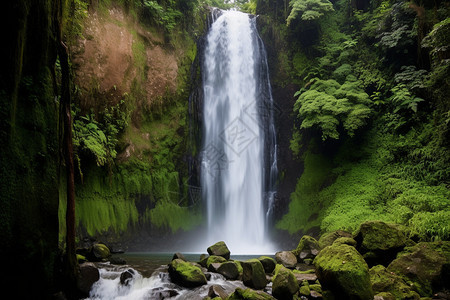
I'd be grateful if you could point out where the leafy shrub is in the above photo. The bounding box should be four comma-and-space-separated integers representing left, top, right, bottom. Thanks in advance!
287, 0, 334, 25
389, 83, 424, 113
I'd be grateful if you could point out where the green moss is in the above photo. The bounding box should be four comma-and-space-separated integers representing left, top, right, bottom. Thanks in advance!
145, 201, 202, 233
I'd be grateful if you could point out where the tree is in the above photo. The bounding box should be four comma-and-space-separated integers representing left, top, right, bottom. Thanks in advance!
286, 0, 334, 26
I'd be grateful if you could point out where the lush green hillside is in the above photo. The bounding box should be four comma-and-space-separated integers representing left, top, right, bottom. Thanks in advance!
256, 0, 450, 241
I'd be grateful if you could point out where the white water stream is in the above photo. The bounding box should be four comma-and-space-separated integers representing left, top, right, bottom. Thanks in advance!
201, 10, 277, 254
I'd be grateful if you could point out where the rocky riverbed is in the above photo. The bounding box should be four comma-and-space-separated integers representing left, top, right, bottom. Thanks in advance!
76, 221, 450, 299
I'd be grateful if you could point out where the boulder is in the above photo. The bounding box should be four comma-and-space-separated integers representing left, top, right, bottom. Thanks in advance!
293, 235, 321, 262
120, 269, 135, 286
168, 258, 207, 287
77, 262, 100, 296
217, 261, 240, 280
258, 256, 276, 274
227, 287, 275, 300
208, 285, 229, 299
172, 252, 186, 261
293, 272, 317, 283
387, 241, 450, 297
314, 243, 373, 300
369, 264, 420, 299
354, 221, 408, 266
207, 255, 227, 268
148, 287, 179, 299
333, 237, 357, 247
92, 243, 111, 261
275, 251, 297, 269
272, 264, 299, 300
207, 241, 231, 260
242, 259, 267, 290
318, 230, 353, 249
110, 256, 126, 265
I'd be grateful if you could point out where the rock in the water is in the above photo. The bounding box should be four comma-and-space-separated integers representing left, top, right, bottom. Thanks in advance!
208, 262, 222, 272
148, 287, 179, 299
77, 262, 100, 296
217, 261, 240, 279
293, 235, 321, 262
207, 255, 227, 268
92, 243, 111, 261
207, 241, 231, 260
242, 259, 267, 290
172, 252, 186, 261
208, 284, 229, 299
275, 251, 297, 269
272, 264, 299, 300
314, 243, 373, 300
369, 265, 420, 299
258, 256, 276, 274
387, 241, 450, 297
120, 269, 135, 286
168, 258, 207, 287
354, 221, 408, 266
318, 230, 352, 249
227, 287, 275, 300
110, 256, 126, 265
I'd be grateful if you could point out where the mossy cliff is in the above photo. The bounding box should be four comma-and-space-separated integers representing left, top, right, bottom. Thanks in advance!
256, 0, 450, 244
0, 0, 64, 297
57, 0, 208, 246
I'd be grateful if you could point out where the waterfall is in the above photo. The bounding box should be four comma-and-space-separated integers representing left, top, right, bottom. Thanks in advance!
201, 10, 277, 254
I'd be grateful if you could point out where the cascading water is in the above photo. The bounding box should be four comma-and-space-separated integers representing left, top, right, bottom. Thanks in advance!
201, 10, 277, 254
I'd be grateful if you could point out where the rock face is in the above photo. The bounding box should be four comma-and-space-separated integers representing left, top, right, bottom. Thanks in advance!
314, 244, 373, 300
207, 241, 231, 259
77, 262, 100, 296
369, 265, 420, 299
292, 236, 321, 262
168, 258, 207, 287
258, 256, 277, 274
227, 287, 275, 300
275, 251, 297, 269
387, 241, 450, 297
242, 259, 267, 290
272, 264, 299, 300
354, 221, 408, 266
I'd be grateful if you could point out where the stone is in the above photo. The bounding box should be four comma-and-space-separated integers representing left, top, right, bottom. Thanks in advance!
217, 261, 240, 280
272, 264, 299, 300
172, 252, 186, 261
354, 221, 408, 266
92, 243, 111, 261
208, 285, 229, 299
293, 235, 321, 262
147, 287, 179, 299
242, 259, 267, 290
168, 258, 207, 287
387, 241, 450, 297
373, 292, 396, 300
207, 241, 231, 260
332, 237, 357, 247
209, 262, 222, 272
318, 230, 353, 249
110, 256, 126, 265
120, 269, 135, 286
369, 264, 420, 299
77, 262, 100, 296
207, 255, 227, 268
275, 251, 297, 269
314, 243, 373, 300
227, 287, 275, 300
258, 256, 276, 274
293, 272, 317, 283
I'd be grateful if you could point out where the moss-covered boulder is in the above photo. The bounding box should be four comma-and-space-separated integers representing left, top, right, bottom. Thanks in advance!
258, 256, 276, 273
92, 243, 111, 261
227, 287, 275, 300
318, 230, 353, 249
207, 241, 231, 259
275, 251, 297, 269
242, 259, 267, 290
333, 237, 357, 247
314, 244, 373, 299
207, 255, 228, 268
217, 261, 240, 279
292, 235, 321, 262
370, 264, 420, 299
354, 221, 408, 266
387, 241, 450, 297
168, 258, 207, 287
272, 264, 299, 300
